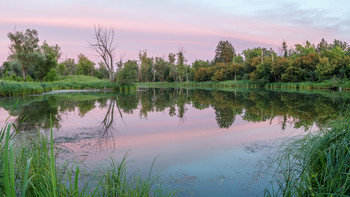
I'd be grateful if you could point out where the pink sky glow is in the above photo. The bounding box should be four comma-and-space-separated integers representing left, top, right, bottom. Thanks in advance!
0, 0, 349, 64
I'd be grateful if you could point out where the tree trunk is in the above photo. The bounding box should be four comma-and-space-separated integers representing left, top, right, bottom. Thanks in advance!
235, 68, 237, 82
20, 62, 26, 80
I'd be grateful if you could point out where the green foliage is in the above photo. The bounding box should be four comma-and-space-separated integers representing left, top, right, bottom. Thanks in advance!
7, 29, 40, 80
0, 61, 22, 78
33, 41, 61, 81
25, 76, 33, 82
211, 63, 233, 81
194, 67, 213, 81
43, 68, 59, 82
60, 58, 77, 75
117, 60, 138, 85
77, 54, 95, 76
249, 62, 272, 84
94, 61, 109, 79
3, 35, 350, 88
154, 57, 169, 82
57, 63, 67, 76
271, 57, 289, 82
139, 50, 154, 82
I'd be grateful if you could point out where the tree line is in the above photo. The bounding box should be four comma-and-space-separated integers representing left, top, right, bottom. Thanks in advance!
1, 28, 350, 84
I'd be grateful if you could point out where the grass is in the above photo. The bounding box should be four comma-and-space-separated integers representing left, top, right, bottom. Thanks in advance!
138, 80, 255, 89
0, 116, 175, 197
265, 79, 350, 91
0, 75, 137, 96
139, 79, 350, 91
264, 108, 350, 196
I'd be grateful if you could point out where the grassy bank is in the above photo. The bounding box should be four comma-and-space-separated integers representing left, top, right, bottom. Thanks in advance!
0, 75, 137, 96
0, 118, 174, 197
138, 79, 350, 91
265, 108, 350, 196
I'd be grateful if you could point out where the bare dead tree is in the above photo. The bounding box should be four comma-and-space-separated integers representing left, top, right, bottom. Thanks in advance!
90, 24, 116, 81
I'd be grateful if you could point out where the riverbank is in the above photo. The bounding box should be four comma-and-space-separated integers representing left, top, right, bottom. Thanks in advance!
138, 79, 350, 91
0, 75, 136, 96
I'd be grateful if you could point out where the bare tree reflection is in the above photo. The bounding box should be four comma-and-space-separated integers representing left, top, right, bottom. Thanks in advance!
97, 96, 130, 152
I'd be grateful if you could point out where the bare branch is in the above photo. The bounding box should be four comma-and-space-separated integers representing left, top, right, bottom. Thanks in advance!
90, 24, 117, 81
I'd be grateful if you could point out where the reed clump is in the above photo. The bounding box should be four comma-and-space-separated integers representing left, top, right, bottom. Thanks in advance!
265, 108, 350, 196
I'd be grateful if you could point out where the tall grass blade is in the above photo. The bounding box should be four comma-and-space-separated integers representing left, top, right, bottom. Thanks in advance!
50, 115, 57, 197
9, 141, 16, 197
3, 124, 13, 197
74, 165, 79, 197
21, 158, 33, 197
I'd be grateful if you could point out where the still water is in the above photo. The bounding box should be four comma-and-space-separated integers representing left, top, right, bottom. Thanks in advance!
1, 88, 349, 196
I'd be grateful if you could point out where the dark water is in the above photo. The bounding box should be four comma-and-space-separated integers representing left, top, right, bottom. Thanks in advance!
0, 88, 349, 196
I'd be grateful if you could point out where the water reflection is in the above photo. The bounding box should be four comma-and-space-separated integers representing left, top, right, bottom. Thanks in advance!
0, 88, 349, 132
1, 88, 349, 196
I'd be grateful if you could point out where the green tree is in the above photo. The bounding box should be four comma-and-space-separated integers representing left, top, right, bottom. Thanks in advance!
8, 29, 40, 80
232, 54, 244, 81
271, 57, 289, 82
43, 68, 58, 81
177, 49, 187, 82
194, 67, 213, 81
139, 50, 153, 82
94, 61, 109, 79
60, 58, 77, 75
76, 54, 95, 76
117, 60, 138, 85
190, 60, 210, 81
212, 63, 233, 81
280, 40, 288, 58
0, 61, 22, 78
34, 41, 61, 81
154, 57, 169, 82
167, 53, 177, 82
214, 40, 236, 64
317, 38, 329, 53
249, 62, 272, 83
57, 63, 67, 76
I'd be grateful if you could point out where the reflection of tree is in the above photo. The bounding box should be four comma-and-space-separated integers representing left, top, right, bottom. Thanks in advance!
13, 97, 61, 131
100, 93, 139, 135
101, 99, 116, 132
77, 100, 96, 117
215, 107, 235, 128
116, 93, 138, 114
1, 87, 349, 133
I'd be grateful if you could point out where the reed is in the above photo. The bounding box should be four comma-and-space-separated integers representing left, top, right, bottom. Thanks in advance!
265, 108, 350, 196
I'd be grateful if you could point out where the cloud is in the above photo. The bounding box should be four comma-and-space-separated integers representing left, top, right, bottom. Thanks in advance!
0, 0, 349, 64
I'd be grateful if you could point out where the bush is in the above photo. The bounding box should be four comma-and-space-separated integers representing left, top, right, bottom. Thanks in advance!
43, 68, 58, 82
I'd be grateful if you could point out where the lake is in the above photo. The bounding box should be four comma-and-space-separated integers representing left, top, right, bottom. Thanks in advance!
1, 88, 349, 196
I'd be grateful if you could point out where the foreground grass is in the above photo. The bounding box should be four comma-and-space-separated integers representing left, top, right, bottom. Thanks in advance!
138, 79, 350, 91
0, 75, 137, 96
0, 117, 174, 197
264, 108, 350, 196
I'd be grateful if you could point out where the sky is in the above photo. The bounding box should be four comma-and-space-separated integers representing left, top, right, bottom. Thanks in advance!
0, 0, 349, 64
